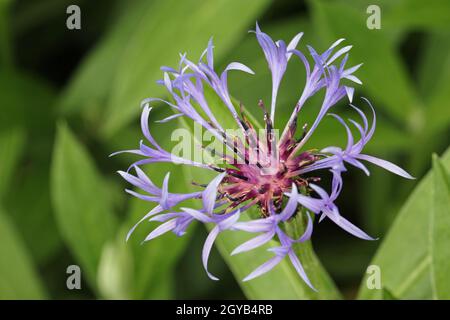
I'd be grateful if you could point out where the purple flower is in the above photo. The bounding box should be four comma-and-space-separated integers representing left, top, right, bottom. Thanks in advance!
114, 23, 413, 289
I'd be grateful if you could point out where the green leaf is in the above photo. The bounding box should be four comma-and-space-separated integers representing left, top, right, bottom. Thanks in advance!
6, 163, 62, 265
126, 193, 191, 299
102, 0, 271, 137
420, 32, 450, 134
97, 228, 133, 300
59, 0, 151, 116
309, 0, 422, 129
0, 126, 25, 199
361, 170, 397, 235
0, 69, 56, 133
357, 146, 450, 299
51, 122, 118, 288
0, 0, 12, 67
0, 69, 60, 265
0, 207, 46, 299
383, 0, 450, 31
382, 287, 398, 300
329, 0, 450, 34
430, 154, 450, 299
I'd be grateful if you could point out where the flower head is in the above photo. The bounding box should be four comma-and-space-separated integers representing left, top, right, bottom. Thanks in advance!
114, 24, 413, 289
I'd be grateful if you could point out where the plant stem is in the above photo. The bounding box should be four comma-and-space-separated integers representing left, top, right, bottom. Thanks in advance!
285, 211, 343, 299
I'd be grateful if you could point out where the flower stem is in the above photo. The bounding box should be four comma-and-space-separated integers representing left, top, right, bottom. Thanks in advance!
285, 211, 343, 299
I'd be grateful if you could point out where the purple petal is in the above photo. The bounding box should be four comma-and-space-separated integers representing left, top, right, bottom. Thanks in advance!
279, 183, 299, 221
160, 172, 170, 209
217, 210, 241, 230
163, 72, 172, 92
231, 230, 275, 255
242, 254, 285, 282
328, 113, 354, 152
291, 192, 323, 213
288, 250, 316, 290
309, 184, 330, 201
330, 170, 343, 199
109, 148, 145, 158
173, 215, 194, 237
356, 154, 414, 179
117, 170, 157, 194
286, 33, 304, 60
290, 49, 311, 78
347, 118, 366, 142
321, 146, 342, 154
149, 212, 181, 222
345, 75, 362, 85
223, 62, 254, 75
142, 219, 177, 243
202, 226, 220, 281
323, 38, 345, 60
160, 66, 178, 74
126, 205, 164, 241
343, 63, 363, 77
345, 157, 370, 176
181, 208, 213, 223
344, 86, 354, 103
232, 220, 272, 233
326, 45, 352, 66
140, 106, 161, 149
155, 113, 184, 123
326, 207, 375, 240
202, 172, 226, 214
125, 189, 159, 202
206, 37, 214, 68
140, 97, 179, 110
134, 166, 157, 189
292, 212, 314, 242
267, 245, 290, 256
361, 97, 376, 140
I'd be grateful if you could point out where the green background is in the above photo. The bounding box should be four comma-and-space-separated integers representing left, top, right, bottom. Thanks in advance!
0, 0, 449, 299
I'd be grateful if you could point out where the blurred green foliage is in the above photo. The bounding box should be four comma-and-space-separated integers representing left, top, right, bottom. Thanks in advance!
0, 0, 449, 299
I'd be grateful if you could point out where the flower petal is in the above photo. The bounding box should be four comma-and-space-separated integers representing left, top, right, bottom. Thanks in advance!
286, 32, 304, 60
278, 183, 299, 221
217, 210, 241, 230
155, 113, 184, 123
232, 220, 273, 233
181, 207, 213, 223
141, 106, 161, 149
325, 207, 375, 240
202, 226, 221, 281
292, 212, 313, 242
142, 218, 177, 243
344, 86, 354, 103
126, 205, 164, 241
202, 172, 226, 215
160, 172, 171, 209
356, 154, 414, 179
288, 250, 316, 290
231, 230, 275, 255
242, 254, 285, 282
